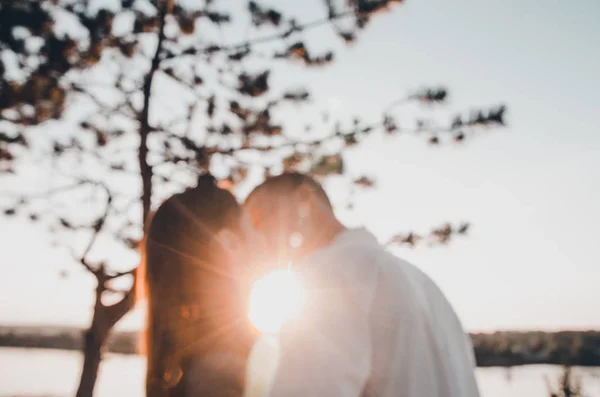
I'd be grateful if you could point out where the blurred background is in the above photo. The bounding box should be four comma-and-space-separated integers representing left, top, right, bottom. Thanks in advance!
0, 0, 599, 396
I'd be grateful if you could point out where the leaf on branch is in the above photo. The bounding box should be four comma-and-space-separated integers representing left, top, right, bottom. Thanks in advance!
163, 67, 175, 77
84, 40, 104, 67
4, 208, 16, 216
206, 11, 231, 24
0, 147, 14, 161
354, 176, 375, 187
457, 223, 470, 234
383, 115, 397, 133
310, 154, 344, 176
229, 101, 251, 120
431, 223, 453, 244
390, 223, 472, 247
352, 0, 402, 25
178, 136, 208, 165
460, 105, 506, 129
229, 47, 251, 62
238, 71, 270, 97
283, 152, 305, 171
278, 42, 334, 66
487, 105, 506, 125
207, 95, 216, 118
450, 115, 463, 130
221, 124, 233, 135
122, 237, 140, 249
96, 129, 108, 146
117, 39, 137, 58
248, 1, 283, 27
53, 142, 65, 155
389, 232, 422, 247
241, 107, 282, 136
413, 87, 448, 103
306, 51, 334, 66
290, 41, 305, 56
176, 15, 196, 34
281, 19, 302, 38
471, 110, 486, 125
355, 0, 390, 15
283, 89, 310, 102
205, 44, 222, 54
92, 217, 105, 232
0, 132, 27, 145
133, 15, 159, 33
324, 0, 337, 19
344, 133, 358, 146
339, 31, 357, 44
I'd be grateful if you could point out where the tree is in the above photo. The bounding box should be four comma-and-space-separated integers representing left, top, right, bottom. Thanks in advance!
0, 0, 506, 396
546, 366, 586, 397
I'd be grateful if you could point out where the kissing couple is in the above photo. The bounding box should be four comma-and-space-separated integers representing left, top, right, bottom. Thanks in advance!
142, 172, 480, 397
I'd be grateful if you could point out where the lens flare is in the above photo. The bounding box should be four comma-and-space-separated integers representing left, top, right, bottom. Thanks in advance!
248, 269, 304, 334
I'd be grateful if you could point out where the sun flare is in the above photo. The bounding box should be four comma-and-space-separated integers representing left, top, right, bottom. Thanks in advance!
248, 269, 304, 334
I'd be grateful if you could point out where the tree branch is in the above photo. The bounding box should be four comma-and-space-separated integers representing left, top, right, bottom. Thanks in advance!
168, 10, 354, 60
106, 269, 135, 280
104, 269, 137, 329
139, 2, 168, 225
74, 182, 113, 276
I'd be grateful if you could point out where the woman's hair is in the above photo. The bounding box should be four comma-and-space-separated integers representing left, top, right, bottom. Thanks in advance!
143, 174, 252, 397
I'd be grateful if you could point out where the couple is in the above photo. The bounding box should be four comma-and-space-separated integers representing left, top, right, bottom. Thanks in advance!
143, 172, 480, 397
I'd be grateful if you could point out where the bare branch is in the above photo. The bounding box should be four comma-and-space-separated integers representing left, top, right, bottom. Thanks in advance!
72, 181, 113, 276
104, 269, 137, 328
106, 269, 135, 280
138, 2, 168, 225
169, 10, 354, 59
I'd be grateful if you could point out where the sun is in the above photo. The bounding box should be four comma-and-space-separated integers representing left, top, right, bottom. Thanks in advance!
248, 269, 304, 334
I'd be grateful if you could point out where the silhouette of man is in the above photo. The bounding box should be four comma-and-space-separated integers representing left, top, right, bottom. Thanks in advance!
244, 173, 480, 397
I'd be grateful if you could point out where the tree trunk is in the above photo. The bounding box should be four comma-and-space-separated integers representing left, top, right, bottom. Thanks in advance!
75, 3, 167, 395
75, 268, 136, 397
76, 325, 106, 397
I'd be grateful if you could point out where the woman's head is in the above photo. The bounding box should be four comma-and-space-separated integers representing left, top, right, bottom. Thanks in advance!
144, 174, 257, 396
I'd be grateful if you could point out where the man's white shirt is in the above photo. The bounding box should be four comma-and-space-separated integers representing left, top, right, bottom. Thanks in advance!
266, 228, 480, 397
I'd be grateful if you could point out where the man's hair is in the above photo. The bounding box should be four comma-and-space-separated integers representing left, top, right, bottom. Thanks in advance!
246, 172, 332, 211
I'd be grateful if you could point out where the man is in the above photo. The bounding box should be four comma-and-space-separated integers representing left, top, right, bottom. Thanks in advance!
244, 172, 480, 397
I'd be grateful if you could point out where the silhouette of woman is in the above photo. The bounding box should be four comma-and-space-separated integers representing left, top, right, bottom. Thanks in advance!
142, 173, 257, 397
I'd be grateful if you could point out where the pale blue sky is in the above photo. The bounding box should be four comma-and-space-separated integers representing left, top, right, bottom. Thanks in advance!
1, 0, 599, 331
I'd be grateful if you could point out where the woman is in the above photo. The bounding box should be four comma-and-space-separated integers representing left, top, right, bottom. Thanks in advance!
143, 174, 259, 397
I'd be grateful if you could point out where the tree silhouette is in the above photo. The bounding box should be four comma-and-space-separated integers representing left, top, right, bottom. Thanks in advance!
546, 366, 586, 397
0, 0, 506, 396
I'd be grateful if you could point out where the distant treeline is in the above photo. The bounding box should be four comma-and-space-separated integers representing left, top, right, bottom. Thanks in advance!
1, 327, 599, 367
471, 330, 600, 367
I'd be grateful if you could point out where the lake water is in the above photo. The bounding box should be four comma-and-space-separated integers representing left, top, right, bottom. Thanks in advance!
1, 347, 599, 397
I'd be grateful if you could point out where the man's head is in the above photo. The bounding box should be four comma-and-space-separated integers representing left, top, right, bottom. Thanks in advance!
244, 173, 343, 264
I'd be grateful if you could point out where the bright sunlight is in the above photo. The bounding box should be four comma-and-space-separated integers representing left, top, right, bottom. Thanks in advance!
248, 269, 304, 334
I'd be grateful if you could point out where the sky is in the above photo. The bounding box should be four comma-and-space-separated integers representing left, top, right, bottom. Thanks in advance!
1, 0, 599, 332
